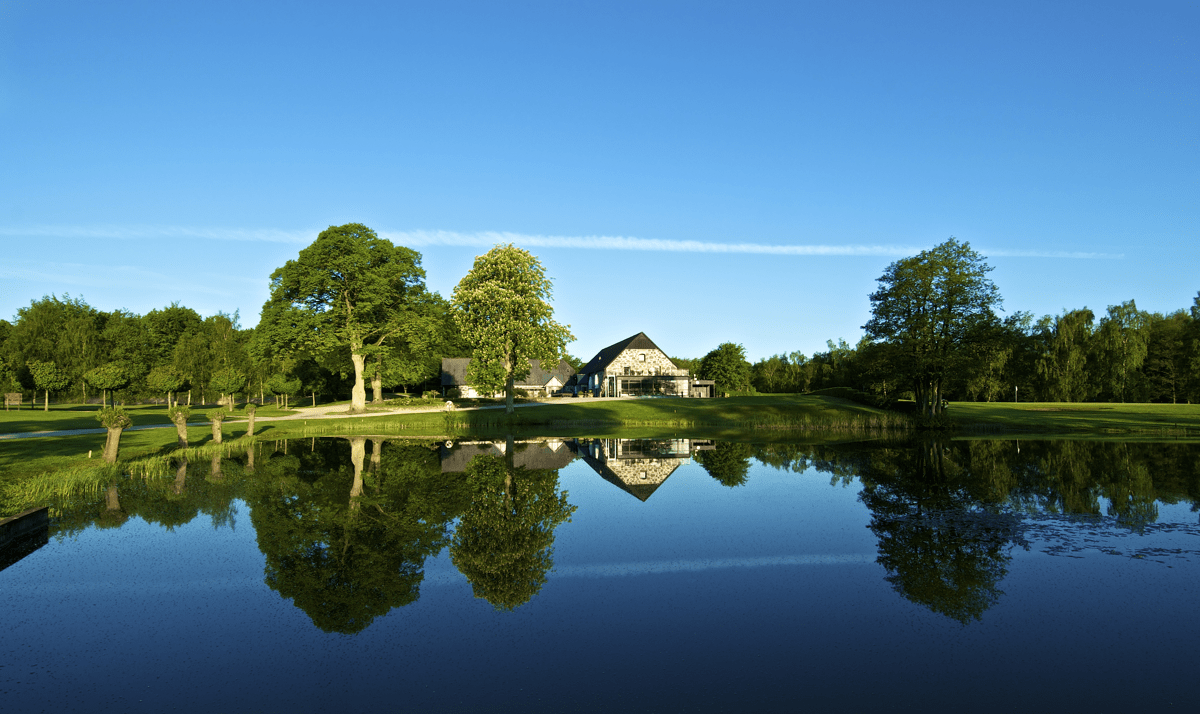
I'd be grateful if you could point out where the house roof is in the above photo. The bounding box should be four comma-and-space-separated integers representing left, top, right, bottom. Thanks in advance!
578, 332, 678, 375
441, 358, 575, 388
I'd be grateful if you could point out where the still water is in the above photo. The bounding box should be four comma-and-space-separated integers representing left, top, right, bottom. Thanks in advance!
3, 437, 1199, 712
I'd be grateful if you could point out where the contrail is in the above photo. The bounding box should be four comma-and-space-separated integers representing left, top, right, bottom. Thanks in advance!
0, 225, 1124, 258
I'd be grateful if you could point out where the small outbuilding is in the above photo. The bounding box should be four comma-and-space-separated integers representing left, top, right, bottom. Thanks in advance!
440, 358, 576, 398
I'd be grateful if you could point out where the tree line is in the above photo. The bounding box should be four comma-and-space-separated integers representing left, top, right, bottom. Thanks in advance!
684, 239, 1200, 409
4, 233, 1196, 410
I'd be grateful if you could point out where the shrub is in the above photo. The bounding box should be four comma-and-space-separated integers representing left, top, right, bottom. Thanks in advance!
422, 390, 441, 399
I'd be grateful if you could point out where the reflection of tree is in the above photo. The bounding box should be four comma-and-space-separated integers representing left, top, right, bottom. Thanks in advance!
695, 441, 753, 487
248, 438, 465, 634
450, 443, 576, 611
858, 441, 1027, 624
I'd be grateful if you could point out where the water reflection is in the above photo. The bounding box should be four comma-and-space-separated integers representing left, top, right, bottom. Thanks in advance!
449, 435, 576, 610
575, 438, 710, 500
247, 437, 467, 633
17, 436, 1200, 632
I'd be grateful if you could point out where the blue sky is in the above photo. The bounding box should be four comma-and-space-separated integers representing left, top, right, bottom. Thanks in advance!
1, 1, 1196, 361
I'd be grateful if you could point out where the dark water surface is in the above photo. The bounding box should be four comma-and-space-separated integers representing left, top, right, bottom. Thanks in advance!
3, 437, 1199, 712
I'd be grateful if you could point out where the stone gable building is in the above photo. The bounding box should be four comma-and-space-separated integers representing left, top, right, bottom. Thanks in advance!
577, 332, 714, 398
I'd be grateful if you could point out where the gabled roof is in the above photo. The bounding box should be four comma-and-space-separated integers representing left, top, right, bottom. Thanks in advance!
441, 358, 575, 388
439, 441, 577, 473
578, 332, 677, 375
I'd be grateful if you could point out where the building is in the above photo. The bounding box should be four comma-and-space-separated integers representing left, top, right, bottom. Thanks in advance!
440, 357, 576, 398
576, 332, 714, 398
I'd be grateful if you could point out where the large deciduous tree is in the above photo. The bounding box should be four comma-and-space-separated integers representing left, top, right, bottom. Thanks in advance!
863, 238, 1001, 418
699, 342, 751, 396
264, 224, 426, 413
451, 244, 574, 414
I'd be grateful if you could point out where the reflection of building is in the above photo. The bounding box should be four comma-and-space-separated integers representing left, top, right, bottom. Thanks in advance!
440, 439, 577, 473
440, 358, 576, 398
576, 438, 714, 501
576, 332, 714, 398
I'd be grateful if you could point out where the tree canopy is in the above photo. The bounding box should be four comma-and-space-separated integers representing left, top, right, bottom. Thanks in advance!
863, 238, 1001, 417
699, 342, 751, 395
451, 244, 574, 413
263, 224, 427, 413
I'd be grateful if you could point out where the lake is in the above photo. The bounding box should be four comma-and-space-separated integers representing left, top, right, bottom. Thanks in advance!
3, 436, 1198, 712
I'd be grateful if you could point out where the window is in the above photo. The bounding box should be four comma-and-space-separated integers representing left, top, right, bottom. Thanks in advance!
638, 353, 646, 362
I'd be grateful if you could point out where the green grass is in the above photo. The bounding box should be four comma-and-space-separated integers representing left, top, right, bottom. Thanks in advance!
0, 402, 296, 433
948, 401, 1200, 436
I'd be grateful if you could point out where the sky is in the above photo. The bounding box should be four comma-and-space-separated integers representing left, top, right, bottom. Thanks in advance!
1, 0, 1196, 362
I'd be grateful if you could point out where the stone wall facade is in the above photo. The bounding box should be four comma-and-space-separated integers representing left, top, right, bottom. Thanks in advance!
602, 348, 687, 378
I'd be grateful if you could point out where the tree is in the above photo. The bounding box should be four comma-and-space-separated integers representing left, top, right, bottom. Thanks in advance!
1095, 300, 1150, 402
168, 405, 191, 448
96, 406, 133, 463
698, 342, 751, 395
28, 360, 70, 411
84, 362, 131, 408
210, 367, 247, 407
1034, 309, 1096, 402
147, 365, 186, 407
266, 373, 302, 409
451, 244, 574, 414
863, 238, 1001, 417
264, 224, 426, 413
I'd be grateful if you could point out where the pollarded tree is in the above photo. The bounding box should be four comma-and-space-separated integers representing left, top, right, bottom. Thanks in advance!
264, 224, 426, 413
84, 362, 131, 408
863, 238, 1001, 418
96, 406, 133, 463
451, 244, 574, 414
28, 360, 71, 411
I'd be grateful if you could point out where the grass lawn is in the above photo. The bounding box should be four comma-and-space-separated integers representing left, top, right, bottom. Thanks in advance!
948, 401, 1200, 435
0, 402, 297, 434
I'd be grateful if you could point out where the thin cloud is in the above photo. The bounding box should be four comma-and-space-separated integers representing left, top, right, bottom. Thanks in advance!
0, 225, 311, 243
0, 225, 1124, 258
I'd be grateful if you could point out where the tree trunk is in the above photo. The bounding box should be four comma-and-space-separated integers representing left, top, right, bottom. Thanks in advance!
506, 374, 515, 415
102, 426, 123, 463
173, 414, 189, 448
370, 438, 382, 476
211, 420, 223, 444
173, 459, 188, 494
210, 454, 223, 481
44, 389, 49, 412
372, 356, 383, 403
349, 437, 366, 511
350, 351, 367, 413
188, 390, 192, 406
245, 445, 255, 474
246, 409, 256, 437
